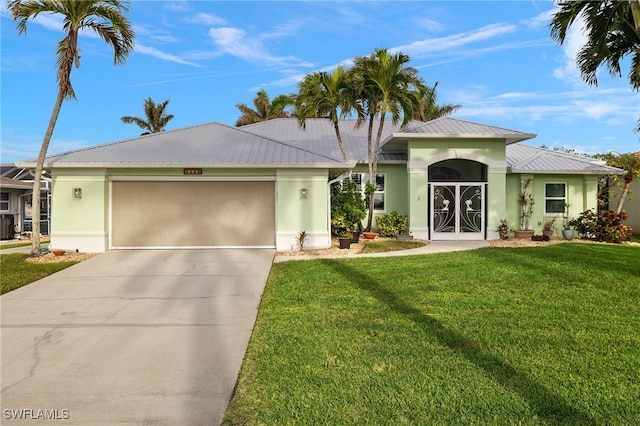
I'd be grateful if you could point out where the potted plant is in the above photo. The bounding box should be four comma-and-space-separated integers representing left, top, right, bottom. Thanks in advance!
542, 216, 556, 239
338, 232, 352, 249
561, 203, 575, 240
362, 231, 377, 240
515, 178, 535, 239
562, 217, 575, 240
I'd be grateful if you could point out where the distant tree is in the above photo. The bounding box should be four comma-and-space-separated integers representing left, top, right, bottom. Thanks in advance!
121, 98, 174, 134
295, 66, 359, 160
413, 81, 461, 122
550, 0, 640, 133
594, 151, 640, 213
235, 89, 295, 126
8, 0, 134, 256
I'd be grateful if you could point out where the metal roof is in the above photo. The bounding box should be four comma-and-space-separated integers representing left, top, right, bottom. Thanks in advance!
400, 117, 536, 144
0, 176, 33, 189
14, 117, 621, 175
30, 121, 348, 168
507, 144, 625, 174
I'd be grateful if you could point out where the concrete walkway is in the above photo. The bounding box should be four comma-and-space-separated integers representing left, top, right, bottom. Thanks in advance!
1, 249, 274, 426
274, 240, 489, 262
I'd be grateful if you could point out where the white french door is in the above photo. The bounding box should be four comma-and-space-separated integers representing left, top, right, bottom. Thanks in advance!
430, 183, 485, 240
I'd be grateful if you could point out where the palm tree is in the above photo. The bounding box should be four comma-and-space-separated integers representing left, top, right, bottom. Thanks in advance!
235, 89, 295, 126
8, 0, 134, 256
121, 98, 174, 134
295, 65, 358, 161
413, 81, 461, 122
550, 0, 640, 132
352, 48, 425, 230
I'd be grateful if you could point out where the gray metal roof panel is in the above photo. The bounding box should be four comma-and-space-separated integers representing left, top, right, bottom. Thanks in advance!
507, 144, 625, 174
40, 121, 344, 166
402, 117, 536, 143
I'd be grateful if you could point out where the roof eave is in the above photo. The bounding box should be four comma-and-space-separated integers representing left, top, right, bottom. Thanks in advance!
392, 132, 537, 144
21, 161, 357, 169
508, 168, 626, 175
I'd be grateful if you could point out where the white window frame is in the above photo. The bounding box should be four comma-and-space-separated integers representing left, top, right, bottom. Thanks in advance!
348, 173, 387, 212
544, 182, 567, 216
0, 192, 9, 212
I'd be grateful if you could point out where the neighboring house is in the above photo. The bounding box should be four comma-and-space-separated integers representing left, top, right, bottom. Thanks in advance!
0, 166, 52, 237
608, 151, 640, 233
0, 176, 32, 239
15, 117, 624, 252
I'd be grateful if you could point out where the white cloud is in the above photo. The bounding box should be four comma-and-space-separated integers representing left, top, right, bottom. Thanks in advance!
186, 12, 226, 26
521, 9, 555, 28
208, 26, 313, 67
391, 23, 517, 57
134, 43, 200, 67
551, 15, 587, 84
413, 17, 444, 33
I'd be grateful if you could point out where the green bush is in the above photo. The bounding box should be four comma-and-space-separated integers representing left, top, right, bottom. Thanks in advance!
569, 210, 632, 243
331, 179, 366, 236
376, 211, 409, 237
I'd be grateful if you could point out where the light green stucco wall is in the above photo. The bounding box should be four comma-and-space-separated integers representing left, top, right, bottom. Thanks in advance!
51, 169, 109, 251
276, 169, 330, 250
505, 174, 599, 236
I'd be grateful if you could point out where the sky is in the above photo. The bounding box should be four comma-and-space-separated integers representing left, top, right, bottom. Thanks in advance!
1, 0, 639, 164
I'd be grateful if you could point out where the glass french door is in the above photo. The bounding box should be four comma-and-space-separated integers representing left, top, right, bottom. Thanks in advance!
431, 183, 485, 240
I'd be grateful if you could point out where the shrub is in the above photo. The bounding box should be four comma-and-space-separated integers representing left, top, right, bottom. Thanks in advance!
569, 210, 632, 243
331, 180, 366, 236
376, 211, 409, 237
496, 218, 513, 240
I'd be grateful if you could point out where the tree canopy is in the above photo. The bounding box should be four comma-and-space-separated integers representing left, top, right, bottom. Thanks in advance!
235, 89, 295, 126
550, 0, 640, 133
121, 97, 174, 134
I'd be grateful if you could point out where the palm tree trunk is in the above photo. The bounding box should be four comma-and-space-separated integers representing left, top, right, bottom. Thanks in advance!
615, 175, 633, 213
332, 122, 348, 161
31, 87, 65, 256
365, 114, 376, 231
366, 114, 386, 231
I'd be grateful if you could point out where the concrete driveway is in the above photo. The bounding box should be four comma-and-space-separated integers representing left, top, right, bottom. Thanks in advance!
1, 249, 274, 425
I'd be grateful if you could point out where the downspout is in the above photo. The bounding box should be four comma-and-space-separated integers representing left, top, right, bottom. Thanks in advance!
327, 171, 352, 247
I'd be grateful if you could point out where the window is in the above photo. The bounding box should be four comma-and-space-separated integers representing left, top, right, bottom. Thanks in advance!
0, 192, 8, 211
545, 183, 566, 215
349, 173, 386, 212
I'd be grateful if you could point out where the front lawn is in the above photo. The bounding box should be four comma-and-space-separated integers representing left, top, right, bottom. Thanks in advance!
224, 243, 640, 425
0, 253, 78, 294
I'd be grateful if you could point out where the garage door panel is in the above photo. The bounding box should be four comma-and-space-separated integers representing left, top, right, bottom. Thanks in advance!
112, 181, 275, 247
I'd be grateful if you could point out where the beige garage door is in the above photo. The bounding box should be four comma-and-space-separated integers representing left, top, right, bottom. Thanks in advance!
112, 181, 275, 248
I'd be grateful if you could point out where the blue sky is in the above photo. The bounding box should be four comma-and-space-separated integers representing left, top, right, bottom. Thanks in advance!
2, 0, 638, 163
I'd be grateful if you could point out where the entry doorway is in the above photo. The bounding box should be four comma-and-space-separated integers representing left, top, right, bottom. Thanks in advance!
428, 159, 487, 241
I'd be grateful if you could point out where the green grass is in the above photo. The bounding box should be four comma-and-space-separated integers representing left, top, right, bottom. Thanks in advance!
0, 253, 78, 294
361, 239, 426, 253
224, 243, 640, 425
0, 242, 33, 250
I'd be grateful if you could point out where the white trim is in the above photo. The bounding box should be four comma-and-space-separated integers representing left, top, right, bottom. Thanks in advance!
544, 182, 567, 216
54, 176, 107, 182
277, 176, 328, 182
108, 175, 277, 182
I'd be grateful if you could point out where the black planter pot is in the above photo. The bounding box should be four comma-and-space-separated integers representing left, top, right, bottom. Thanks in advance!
338, 238, 351, 249
351, 231, 360, 243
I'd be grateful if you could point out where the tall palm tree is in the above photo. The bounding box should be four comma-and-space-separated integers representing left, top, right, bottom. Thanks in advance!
352, 48, 425, 230
295, 65, 358, 161
9, 0, 134, 256
121, 97, 174, 134
235, 89, 295, 126
550, 0, 640, 132
413, 81, 461, 122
